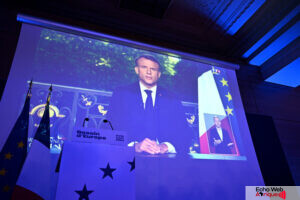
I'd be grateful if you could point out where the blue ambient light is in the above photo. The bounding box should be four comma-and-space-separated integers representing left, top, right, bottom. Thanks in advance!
266, 58, 300, 87
243, 6, 300, 58
249, 21, 300, 66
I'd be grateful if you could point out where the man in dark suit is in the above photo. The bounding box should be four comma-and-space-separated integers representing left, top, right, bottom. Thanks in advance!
209, 116, 234, 154
107, 55, 191, 155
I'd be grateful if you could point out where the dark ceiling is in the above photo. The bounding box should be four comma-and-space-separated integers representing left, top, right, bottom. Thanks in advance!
0, 0, 299, 82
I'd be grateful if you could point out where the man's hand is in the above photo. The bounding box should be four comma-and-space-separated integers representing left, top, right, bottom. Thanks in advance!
135, 138, 160, 154
158, 143, 168, 154
213, 138, 222, 146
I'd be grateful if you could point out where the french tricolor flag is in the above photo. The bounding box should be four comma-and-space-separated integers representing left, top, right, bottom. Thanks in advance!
198, 69, 239, 155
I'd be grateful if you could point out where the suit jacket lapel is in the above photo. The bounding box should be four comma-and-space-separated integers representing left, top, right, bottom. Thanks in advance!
155, 85, 163, 109
134, 82, 144, 112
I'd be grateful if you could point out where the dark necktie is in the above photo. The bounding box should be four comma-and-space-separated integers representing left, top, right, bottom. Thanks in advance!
144, 89, 154, 112
144, 89, 155, 139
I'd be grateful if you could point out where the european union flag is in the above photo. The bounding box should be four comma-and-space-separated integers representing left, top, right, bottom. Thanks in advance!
12, 85, 52, 200
0, 83, 32, 200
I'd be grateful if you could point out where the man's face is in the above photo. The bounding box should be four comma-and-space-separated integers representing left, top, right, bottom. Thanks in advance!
214, 117, 221, 128
135, 57, 161, 88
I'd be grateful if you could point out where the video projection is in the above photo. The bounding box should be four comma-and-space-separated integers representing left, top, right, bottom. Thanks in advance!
0, 18, 264, 199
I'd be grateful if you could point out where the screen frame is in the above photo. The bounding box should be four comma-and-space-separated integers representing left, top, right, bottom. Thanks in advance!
17, 14, 239, 71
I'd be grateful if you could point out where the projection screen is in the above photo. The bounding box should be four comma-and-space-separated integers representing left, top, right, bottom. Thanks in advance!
0, 15, 264, 200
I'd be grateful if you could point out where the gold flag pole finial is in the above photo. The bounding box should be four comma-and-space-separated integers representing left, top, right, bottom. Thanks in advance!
27, 79, 33, 97
46, 84, 53, 104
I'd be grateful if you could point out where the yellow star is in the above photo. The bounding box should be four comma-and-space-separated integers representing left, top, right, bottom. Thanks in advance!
225, 106, 233, 116
3, 185, 10, 192
220, 78, 228, 86
225, 92, 232, 101
85, 101, 92, 106
0, 168, 7, 176
4, 153, 13, 160
18, 141, 25, 148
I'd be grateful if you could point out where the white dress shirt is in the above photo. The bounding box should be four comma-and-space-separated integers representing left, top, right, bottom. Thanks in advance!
216, 127, 223, 141
139, 81, 157, 108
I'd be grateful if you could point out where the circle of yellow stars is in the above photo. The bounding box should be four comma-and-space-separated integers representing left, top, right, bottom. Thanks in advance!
1, 140, 25, 192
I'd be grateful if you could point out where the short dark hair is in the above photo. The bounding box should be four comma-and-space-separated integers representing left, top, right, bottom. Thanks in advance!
213, 116, 220, 121
135, 55, 161, 70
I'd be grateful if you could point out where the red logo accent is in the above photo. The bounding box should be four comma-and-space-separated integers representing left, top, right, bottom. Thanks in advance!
279, 191, 286, 199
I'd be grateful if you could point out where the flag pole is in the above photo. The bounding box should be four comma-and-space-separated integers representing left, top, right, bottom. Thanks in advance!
46, 84, 52, 105
26, 80, 33, 97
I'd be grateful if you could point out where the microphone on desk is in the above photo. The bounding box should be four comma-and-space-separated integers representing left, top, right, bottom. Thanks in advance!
82, 117, 89, 127
103, 119, 114, 130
